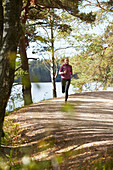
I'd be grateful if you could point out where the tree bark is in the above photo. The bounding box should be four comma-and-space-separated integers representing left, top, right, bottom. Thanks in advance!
19, 32, 33, 105
0, 0, 3, 49
0, 0, 22, 145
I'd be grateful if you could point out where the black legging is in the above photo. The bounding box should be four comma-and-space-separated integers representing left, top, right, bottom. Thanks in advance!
61, 79, 70, 101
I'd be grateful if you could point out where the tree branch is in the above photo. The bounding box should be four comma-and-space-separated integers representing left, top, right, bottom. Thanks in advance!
15, 66, 22, 72
55, 45, 78, 52
85, 0, 113, 12
13, 83, 22, 86
28, 57, 39, 60
96, 0, 107, 11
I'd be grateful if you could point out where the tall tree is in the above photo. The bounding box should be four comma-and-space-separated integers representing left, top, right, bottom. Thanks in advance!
50, 10, 57, 97
71, 23, 113, 92
68, 0, 113, 92
19, 1, 33, 105
30, 9, 73, 98
0, 0, 22, 144
18, 0, 96, 101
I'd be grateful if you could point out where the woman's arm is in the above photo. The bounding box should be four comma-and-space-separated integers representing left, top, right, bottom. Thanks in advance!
59, 65, 64, 75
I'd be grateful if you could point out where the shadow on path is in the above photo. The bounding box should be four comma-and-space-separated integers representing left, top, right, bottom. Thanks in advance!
2, 91, 113, 169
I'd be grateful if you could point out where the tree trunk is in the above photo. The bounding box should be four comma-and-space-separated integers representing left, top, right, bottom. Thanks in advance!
18, 0, 33, 106
0, 0, 22, 145
50, 12, 57, 98
19, 32, 33, 105
0, 0, 3, 48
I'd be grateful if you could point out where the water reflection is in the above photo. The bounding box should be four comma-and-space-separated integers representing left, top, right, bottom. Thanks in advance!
6, 82, 75, 112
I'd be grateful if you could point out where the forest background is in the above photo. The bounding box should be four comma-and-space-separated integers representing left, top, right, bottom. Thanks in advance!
0, 0, 113, 145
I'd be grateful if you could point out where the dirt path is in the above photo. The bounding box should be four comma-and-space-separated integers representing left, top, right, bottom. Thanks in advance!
3, 91, 113, 169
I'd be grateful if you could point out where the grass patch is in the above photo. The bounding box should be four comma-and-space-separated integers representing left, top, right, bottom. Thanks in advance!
1, 118, 27, 146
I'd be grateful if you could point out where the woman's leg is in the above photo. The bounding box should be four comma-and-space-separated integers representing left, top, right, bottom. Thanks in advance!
65, 79, 70, 101
61, 79, 66, 93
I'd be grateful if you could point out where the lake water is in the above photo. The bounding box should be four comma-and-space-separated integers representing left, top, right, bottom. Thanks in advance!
6, 82, 113, 112
6, 82, 75, 112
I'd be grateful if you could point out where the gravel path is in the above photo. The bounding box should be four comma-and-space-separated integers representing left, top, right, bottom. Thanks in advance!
4, 91, 113, 169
